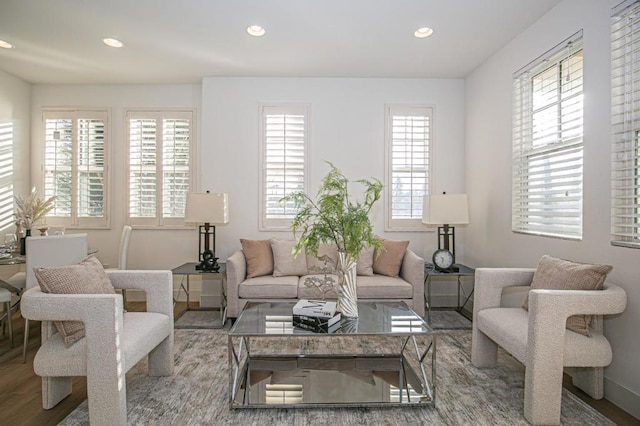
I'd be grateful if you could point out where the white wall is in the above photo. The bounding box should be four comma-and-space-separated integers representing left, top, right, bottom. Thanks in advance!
201, 77, 466, 262
465, 0, 640, 416
30, 84, 202, 272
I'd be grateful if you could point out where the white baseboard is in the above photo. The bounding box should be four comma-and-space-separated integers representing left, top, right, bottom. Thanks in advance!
604, 376, 640, 420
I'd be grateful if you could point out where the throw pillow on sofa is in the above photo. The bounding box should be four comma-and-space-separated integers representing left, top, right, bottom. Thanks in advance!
373, 239, 409, 277
523, 254, 613, 337
271, 238, 308, 277
306, 243, 339, 273
356, 246, 375, 276
240, 239, 274, 278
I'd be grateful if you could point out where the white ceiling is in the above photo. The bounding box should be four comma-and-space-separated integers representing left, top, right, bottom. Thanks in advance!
0, 0, 562, 85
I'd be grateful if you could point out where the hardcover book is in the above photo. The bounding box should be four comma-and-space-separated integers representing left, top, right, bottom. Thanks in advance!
293, 313, 341, 333
292, 299, 338, 318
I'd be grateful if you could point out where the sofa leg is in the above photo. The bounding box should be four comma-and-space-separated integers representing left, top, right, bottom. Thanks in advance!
42, 376, 72, 409
471, 328, 498, 368
148, 335, 174, 376
571, 367, 604, 399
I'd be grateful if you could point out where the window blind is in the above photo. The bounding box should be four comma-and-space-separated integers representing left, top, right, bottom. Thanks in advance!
512, 32, 584, 239
127, 110, 193, 227
0, 122, 14, 230
260, 104, 308, 230
612, 0, 640, 248
43, 110, 109, 228
385, 105, 431, 231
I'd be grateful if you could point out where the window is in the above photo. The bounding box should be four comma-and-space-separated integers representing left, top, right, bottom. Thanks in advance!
0, 122, 14, 231
259, 104, 309, 230
512, 32, 584, 239
612, 1, 640, 248
42, 110, 109, 228
126, 110, 194, 227
385, 105, 432, 231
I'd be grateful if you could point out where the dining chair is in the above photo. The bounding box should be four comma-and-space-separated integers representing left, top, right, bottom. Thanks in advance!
0, 287, 13, 346
22, 234, 88, 362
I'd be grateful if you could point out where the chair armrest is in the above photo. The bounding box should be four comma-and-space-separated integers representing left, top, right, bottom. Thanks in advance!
21, 287, 122, 323
226, 250, 247, 318
105, 270, 173, 318
473, 268, 535, 321
400, 249, 425, 317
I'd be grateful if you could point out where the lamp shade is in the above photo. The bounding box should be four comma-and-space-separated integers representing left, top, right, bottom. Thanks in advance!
422, 194, 469, 225
184, 192, 229, 224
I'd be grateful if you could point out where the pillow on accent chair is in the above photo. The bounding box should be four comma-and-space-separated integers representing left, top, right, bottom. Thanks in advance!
356, 246, 375, 276
240, 239, 274, 278
34, 255, 116, 347
523, 254, 613, 336
271, 238, 308, 277
373, 240, 409, 277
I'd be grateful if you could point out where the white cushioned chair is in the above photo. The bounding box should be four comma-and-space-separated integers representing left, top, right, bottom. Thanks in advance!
471, 268, 626, 425
20, 235, 174, 426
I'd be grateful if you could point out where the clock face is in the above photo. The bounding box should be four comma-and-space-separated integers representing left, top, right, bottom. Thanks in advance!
433, 249, 454, 270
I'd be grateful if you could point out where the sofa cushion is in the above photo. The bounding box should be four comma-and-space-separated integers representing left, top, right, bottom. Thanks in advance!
238, 275, 299, 299
240, 239, 274, 278
306, 244, 339, 273
523, 255, 613, 336
356, 246, 375, 276
356, 275, 413, 299
298, 274, 340, 299
34, 255, 115, 347
271, 238, 308, 277
373, 240, 409, 277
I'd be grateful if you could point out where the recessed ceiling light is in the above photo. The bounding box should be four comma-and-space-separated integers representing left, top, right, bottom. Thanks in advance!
102, 37, 124, 48
247, 25, 266, 37
0, 40, 14, 49
414, 27, 434, 38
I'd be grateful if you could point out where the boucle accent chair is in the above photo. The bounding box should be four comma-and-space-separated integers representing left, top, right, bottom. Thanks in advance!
21, 235, 174, 426
471, 268, 627, 425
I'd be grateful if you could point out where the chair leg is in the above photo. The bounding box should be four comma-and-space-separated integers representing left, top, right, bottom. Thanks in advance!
42, 376, 73, 409
121, 289, 127, 310
571, 367, 604, 399
22, 318, 29, 363
148, 335, 174, 376
4, 301, 12, 347
471, 327, 498, 367
86, 366, 127, 425
524, 360, 564, 425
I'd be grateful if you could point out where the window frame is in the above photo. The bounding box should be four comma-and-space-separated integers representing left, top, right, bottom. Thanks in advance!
258, 103, 310, 231
511, 32, 584, 240
384, 104, 433, 232
39, 108, 111, 229
611, 0, 640, 249
125, 108, 196, 229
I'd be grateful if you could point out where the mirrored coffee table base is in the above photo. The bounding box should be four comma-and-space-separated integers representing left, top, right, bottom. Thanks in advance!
228, 301, 436, 409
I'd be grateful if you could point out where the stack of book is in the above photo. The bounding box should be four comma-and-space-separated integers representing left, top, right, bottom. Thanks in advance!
292, 299, 341, 333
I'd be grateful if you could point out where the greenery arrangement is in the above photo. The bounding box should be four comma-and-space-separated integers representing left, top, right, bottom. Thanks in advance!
282, 162, 384, 262
15, 188, 57, 229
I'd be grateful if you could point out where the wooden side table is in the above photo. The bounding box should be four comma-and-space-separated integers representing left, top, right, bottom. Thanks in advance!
424, 263, 475, 321
171, 262, 227, 327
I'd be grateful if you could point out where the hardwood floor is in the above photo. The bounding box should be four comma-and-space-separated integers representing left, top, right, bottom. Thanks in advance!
0, 302, 638, 425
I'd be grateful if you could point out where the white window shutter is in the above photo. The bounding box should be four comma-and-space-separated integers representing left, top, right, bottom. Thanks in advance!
0, 122, 14, 230
512, 32, 584, 240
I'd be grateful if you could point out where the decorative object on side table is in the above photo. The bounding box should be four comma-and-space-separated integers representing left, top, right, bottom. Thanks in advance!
422, 193, 469, 272
282, 162, 383, 318
184, 191, 229, 272
14, 188, 56, 255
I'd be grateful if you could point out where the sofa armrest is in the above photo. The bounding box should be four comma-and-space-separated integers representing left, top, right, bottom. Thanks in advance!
226, 250, 247, 318
106, 270, 173, 318
400, 249, 425, 317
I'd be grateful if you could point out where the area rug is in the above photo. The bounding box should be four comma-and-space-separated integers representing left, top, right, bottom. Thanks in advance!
429, 310, 472, 330
174, 309, 225, 329
60, 327, 613, 425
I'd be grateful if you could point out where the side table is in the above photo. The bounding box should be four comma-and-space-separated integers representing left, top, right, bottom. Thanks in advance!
172, 262, 227, 328
424, 263, 475, 322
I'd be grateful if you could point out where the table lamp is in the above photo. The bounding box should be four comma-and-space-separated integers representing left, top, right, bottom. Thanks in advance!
422, 193, 469, 271
184, 191, 229, 272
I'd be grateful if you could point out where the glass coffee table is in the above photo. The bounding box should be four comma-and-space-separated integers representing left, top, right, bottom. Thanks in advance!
228, 301, 436, 409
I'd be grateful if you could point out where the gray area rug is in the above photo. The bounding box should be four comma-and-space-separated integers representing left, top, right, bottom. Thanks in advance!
174, 309, 224, 329
61, 326, 613, 425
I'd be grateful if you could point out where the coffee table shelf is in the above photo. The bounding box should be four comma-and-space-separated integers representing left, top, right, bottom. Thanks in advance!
228, 301, 436, 409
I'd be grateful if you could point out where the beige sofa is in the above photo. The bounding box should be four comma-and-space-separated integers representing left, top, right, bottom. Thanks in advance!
226, 240, 425, 319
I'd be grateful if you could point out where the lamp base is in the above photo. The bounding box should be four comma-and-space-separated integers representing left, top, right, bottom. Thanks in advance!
196, 249, 220, 272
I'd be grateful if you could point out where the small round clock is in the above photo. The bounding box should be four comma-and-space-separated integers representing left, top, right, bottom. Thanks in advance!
432, 249, 454, 271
